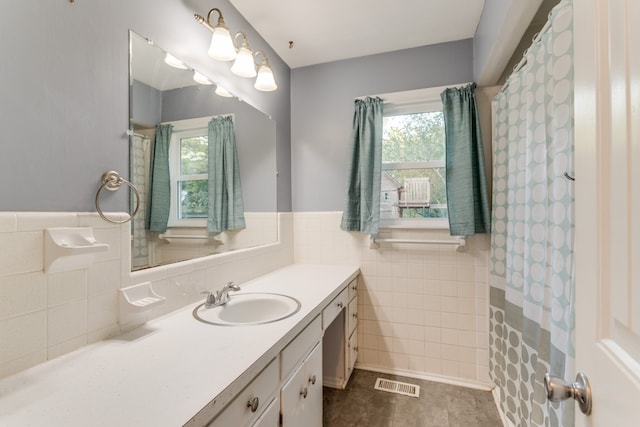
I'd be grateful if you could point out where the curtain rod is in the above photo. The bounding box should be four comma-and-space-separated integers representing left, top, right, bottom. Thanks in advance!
355, 82, 474, 101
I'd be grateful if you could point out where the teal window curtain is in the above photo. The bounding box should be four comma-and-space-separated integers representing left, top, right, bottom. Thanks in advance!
207, 115, 246, 233
146, 123, 172, 232
441, 83, 490, 236
340, 97, 383, 235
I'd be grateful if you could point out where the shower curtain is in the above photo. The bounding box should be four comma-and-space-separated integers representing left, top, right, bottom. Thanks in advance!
131, 133, 151, 269
489, 1, 574, 426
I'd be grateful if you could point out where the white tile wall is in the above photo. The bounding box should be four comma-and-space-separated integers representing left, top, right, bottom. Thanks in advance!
293, 212, 491, 386
0, 212, 293, 380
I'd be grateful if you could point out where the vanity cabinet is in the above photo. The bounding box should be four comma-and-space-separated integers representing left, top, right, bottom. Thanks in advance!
322, 277, 358, 389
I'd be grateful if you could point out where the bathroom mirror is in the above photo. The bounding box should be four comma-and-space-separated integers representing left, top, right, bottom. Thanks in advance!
129, 30, 277, 271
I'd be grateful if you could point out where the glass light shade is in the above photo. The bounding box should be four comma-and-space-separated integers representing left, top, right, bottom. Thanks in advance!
164, 53, 188, 69
254, 63, 277, 91
231, 46, 257, 78
193, 71, 213, 85
215, 85, 233, 97
208, 27, 237, 61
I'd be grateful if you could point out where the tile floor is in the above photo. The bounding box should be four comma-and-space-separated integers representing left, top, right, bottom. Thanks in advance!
323, 369, 502, 427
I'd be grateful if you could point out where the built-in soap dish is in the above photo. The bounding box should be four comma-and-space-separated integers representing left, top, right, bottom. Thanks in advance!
120, 282, 166, 309
119, 282, 166, 325
44, 227, 109, 273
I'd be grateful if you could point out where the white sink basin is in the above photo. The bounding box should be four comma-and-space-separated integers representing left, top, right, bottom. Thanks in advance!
193, 293, 301, 326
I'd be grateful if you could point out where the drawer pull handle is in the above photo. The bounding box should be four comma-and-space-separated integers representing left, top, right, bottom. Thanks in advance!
309, 375, 317, 385
337, 302, 344, 309
352, 312, 358, 319
247, 397, 259, 413
354, 346, 359, 352
352, 285, 357, 291
300, 387, 308, 398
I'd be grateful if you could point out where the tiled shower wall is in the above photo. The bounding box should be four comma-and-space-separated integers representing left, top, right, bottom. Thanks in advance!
293, 212, 491, 386
0, 212, 293, 380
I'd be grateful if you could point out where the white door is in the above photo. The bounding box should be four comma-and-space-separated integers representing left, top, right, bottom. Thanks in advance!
574, 0, 640, 425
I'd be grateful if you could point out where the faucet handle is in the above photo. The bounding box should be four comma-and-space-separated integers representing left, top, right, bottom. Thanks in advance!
201, 291, 217, 306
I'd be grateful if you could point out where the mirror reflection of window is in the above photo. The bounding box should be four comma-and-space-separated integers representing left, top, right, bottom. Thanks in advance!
129, 30, 277, 271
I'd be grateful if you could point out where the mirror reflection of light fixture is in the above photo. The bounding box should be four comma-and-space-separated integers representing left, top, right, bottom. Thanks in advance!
254, 51, 278, 92
194, 8, 237, 61
164, 53, 188, 69
231, 33, 257, 78
215, 85, 233, 97
193, 71, 213, 85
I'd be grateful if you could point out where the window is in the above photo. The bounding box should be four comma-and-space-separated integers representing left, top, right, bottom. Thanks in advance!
166, 117, 213, 227
379, 86, 454, 229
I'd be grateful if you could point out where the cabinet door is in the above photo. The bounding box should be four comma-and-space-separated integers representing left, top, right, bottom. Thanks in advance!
281, 342, 323, 427
348, 329, 358, 374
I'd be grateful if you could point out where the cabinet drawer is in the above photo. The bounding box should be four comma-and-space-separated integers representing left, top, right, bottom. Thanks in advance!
281, 315, 322, 381
208, 358, 279, 427
250, 396, 279, 427
322, 288, 348, 329
347, 297, 358, 336
347, 277, 358, 300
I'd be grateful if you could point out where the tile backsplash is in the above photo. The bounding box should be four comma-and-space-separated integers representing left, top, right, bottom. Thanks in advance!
293, 212, 491, 386
0, 210, 489, 388
0, 212, 293, 380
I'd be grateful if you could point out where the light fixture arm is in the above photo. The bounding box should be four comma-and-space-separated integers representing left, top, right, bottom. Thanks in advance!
234, 32, 251, 50
194, 8, 227, 33
253, 50, 270, 67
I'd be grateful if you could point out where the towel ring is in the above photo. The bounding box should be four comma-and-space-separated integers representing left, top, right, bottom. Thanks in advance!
95, 170, 140, 224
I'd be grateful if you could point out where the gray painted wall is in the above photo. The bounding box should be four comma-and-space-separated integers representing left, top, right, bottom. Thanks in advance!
0, 0, 291, 212
132, 80, 162, 128
290, 40, 474, 212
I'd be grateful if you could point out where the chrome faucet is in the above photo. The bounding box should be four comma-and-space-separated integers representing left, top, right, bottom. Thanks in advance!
202, 282, 240, 308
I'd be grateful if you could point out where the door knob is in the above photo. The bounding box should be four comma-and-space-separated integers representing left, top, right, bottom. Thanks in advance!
544, 372, 592, 415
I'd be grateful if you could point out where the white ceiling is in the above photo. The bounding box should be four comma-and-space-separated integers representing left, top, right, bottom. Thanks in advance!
229, 0, 486, 69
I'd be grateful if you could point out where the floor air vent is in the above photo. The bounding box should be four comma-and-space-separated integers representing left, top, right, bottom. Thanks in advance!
374, 378, 420, 398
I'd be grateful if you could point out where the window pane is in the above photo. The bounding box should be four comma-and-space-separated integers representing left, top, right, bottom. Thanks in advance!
178, 180, 208, 218
382, 112, 445, 163
180, 136, 208, 175
381, 168, 447, 219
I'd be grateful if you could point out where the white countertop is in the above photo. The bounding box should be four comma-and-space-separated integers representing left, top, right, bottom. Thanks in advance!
0, 264, 359, 426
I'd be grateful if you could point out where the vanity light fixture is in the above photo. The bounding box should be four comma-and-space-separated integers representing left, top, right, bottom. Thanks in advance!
193, 71, 213, 85
230, 33, 257, 78
194, 8, 237, 61
254, 51, 278, 91
164, 53, 188, 69
195, 6, 278, 92
215, 85, 233, 97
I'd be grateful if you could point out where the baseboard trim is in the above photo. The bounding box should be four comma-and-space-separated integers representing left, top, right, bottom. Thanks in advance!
353, 363, 493, 391
491, 385, 514, 427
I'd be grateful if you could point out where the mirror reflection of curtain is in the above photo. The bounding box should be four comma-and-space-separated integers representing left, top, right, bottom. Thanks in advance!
147, 124, 173, 232
207, 116, 246, 233
131, 134, 151, 269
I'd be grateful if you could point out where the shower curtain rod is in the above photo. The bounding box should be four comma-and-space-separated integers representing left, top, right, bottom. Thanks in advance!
499, 17, 553, 93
